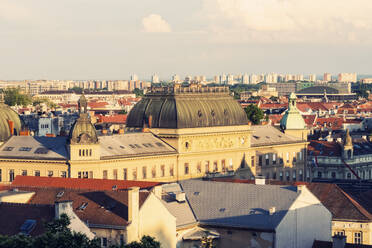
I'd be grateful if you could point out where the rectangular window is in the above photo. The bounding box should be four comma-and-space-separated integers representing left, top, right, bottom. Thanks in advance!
123, 168, 128, 180
161, 165, 165, 177
229, 159, 233, 170
293, 152, 297, 162
184, 163, 189, 175
286, 152, 289, 163
61, 171, 67, 178
78, 172, 82, 178
279, 171, 283, 181
251, 156, 255, 167
293, 170, 296, 181
0, 169, 2, 182
103, 170, 108, 179
273, 154, 276, 165
102, 237, 108, 247
83, 171, 88, 179
22, 170, 27, 176
132, 168, 137, 180
9, 169, 14, 182
120, 235, 125, 246
205, 161, 210, 173
35, 170, 40, 177
89, 171, 93, 179
170, 165, 174, 177
221, 160, 226, 171
299, 151, 303, 161
354, 232, 362, 244
142, 166, 147, 179
213, 161, 218, 172
48, 171, 53, 177
259, 156, 262, 166
113, 169, 118, 180
152, 166, 156, 178
197, 162, 202, 173
265, 154, 269, 165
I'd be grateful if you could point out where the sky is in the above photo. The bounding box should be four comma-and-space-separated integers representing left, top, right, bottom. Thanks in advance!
1, 0, 372, 80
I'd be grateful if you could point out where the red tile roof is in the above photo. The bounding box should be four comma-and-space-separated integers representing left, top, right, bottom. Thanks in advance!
0, 202, 54, 236
88, 102, 108, 109
303, 115, 317, 127
268, 114, 282, 125
307, 140, 341, 156
259, 103, 287, 110
97, 114, 127, 124
12, 176, 160, 190
315, 117, 344, 129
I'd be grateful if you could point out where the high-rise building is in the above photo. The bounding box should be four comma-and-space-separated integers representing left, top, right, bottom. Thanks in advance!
294, 74, 304, 81
323, 73, 332, 82
338, 73, 357, 83
265, 73, 278, 83
285, 74, 293, 82
131, 74, 138, 81
151, 74, 159, 84
213, 76, 219, 83
242, 74, 249, 84
227, 74, 234, 84
172, 74, 181, 83
250, 74, 259, 84
309, 74, 317, 82
220, 74, 227, 84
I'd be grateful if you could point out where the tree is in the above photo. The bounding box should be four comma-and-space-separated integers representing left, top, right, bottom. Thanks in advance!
70, 87, 84, 94
244, 104, 264, 125
118, 109, 127, 115
133, 88, 144, 97
2, 88, 32, 106
0, 214, 101, 248
110, 235, 160, 248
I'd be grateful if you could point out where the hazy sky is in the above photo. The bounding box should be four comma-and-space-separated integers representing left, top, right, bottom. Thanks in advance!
1, 0, 372, 80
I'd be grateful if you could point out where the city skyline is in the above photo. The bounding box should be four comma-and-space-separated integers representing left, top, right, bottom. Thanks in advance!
1, 0, 372, 80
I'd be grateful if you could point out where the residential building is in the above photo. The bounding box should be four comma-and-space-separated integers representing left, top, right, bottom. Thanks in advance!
151, 74, 160, 84
338, 73, 357, 83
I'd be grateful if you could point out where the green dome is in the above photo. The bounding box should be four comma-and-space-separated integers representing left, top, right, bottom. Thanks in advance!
0, 102, 22, 142
126, 86, 248, 129
69, 113, 98, 144
280, 93, 306, 130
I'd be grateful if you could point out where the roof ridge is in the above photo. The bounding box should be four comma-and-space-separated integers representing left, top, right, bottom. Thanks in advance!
0, 202, 54, 208
336, 185, 372, 220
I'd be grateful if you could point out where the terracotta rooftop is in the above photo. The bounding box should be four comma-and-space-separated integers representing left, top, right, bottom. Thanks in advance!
0, 202, 54, 236
12, 176, 161, 191
97, 114, 127, 124
308, 140, 342, 157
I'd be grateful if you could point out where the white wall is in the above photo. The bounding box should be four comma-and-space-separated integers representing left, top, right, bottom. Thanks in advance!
275, 186, 332, 248
138, 193, 177, 248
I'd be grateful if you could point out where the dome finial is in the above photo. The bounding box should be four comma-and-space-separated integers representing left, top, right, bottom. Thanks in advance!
344, 129, 353, 147
78, 93, 88, 114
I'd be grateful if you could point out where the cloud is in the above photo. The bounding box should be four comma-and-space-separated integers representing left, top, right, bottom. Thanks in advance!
142, 14, 171, 33
200, 0, 372, 43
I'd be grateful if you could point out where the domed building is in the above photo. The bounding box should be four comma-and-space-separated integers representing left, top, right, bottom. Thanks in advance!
280, 92, 308, 140
0, 97, 22, 143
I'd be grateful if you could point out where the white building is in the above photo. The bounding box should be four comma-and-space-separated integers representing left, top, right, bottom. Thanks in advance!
151, 74, 160, 84
338, 73, 357, 83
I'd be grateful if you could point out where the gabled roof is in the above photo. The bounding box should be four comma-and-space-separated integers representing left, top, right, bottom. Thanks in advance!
12, 176, 160, 191
0, 202, 54, 236
180, 180, 300, 231
250, 125, 303, 147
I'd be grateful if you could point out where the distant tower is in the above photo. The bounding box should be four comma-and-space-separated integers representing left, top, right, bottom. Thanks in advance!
280, 93, 308, 140
342, 129, 353, 160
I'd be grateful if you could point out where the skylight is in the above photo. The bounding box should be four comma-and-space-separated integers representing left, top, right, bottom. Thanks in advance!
19, 147, 32, 152
34, 147, 49, 154
56, 191, 64, 198
3, 146, 14, 151
20, 219, 36, 235
77, 202, 88, 211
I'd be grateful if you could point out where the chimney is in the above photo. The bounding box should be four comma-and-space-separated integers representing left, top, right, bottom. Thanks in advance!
55, 200, 74, 219
269, 207, 276, 215
152, 185, 162, 199
128, 187, 140, 223
332, 235, 346, 248
102, 129, 108, 135
255, 176, 265, 185
175, 192, 186, 203
297, 184, 306, 193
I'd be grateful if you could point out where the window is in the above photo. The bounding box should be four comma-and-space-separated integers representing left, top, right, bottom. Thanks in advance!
272, 154, 276, 165
113, 169, 118, 180
331, 172, 336, 179
22, 170, 27, 176
103, 170, 108, 179
293, 170, 296, 181
155, 142, 164, 147
299, 151, 303, 161
102, 237, 108, 247
251, 156, 255, 167
129, 144, 136, 148
205, 161, 210, 173
170, 165, 174, 177
213, 161, 218, 172
78, 172, 82, 178
279, 172, 283, 181
265, 154, 269, 165
19, 147, 32, 152
286, 171, 290, 181
3, 146, 14, 151
79, 149, 82, 156
48, 171, 53, 177
259, 156, 263, 166
354, 232, 362, 244
299, 170, 303, 181
152, 166, 156, 178
89, 171, 93, 178
61, 171, 67, 178
161, 165, 165, 177
286, 152, 289, 163
142, 166, 147, 179
120, 235, 125, 246
317, 171, 322, 178
273, 172, 277, 179
83, 171, 88, 179
184, 163, 189, 175
197, 162, 202, 173
134, 144, 141, 148
89, 149, 92, 156
229, 159, 233, 170
347, 173, 351, 179
35, 170, 40, 177
34, 147, 48, 154
9, 169, 14, 182
293, 152, 297, 163
132, 168, 137, 180
123, 168, 127, 180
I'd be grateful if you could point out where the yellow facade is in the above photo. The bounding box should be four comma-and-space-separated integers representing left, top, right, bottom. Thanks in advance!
332, 220, 372, 245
